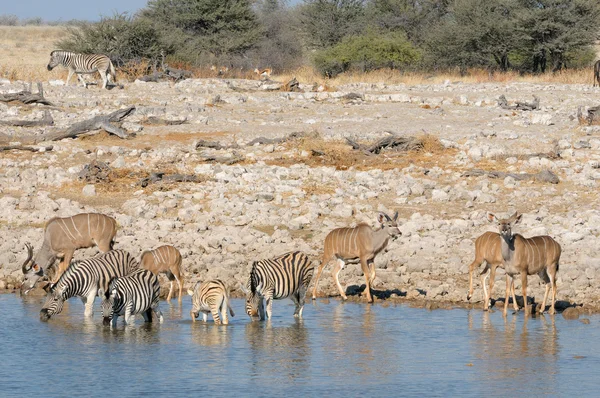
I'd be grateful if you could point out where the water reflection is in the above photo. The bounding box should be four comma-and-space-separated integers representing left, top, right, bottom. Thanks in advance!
191, 322, 232, 347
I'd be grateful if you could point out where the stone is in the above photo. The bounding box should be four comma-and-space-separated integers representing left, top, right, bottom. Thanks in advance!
82, 184, 96, 196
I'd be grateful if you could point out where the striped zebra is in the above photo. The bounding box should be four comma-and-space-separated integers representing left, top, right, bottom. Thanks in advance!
101, 269, 163, 327
47, 50, 116, 89
243, 251, 314, 320
39, 250, 138, 321
189, 279, 234, 324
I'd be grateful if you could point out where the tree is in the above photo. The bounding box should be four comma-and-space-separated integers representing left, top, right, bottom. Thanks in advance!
298, 0, 367, 49
141, 0, 263, 62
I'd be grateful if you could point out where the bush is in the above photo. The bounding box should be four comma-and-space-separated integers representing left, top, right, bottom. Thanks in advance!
56, 13, 164, 67
313, 31, 420, 77
0, 15, 19, 26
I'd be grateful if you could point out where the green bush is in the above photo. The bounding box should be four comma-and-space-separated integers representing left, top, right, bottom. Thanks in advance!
56, 13, 164, 67
313, 31, 421, 77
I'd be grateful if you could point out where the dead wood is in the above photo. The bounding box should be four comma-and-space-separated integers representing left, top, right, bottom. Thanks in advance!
199, 152, 245, 165
143, 116, 187, 126
140, 172, 206, 187
0, 110, 54, 127
284, 77, 301, 92
577, 105, 600, 125
0, 82, 53, 106
138, 67, 193, 83
461, 168, 559, 184
195, 139, 229, 150
36, 106, 135, 142
346, 133, 423, 155
0, 145, 53, 152
498, 95, 540, 111
246, 131, 312, 146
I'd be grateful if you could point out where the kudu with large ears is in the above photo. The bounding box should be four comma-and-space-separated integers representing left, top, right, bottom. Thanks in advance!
488, 211, 562, 316
312, 211, 401, 303
21, 213, 118, 294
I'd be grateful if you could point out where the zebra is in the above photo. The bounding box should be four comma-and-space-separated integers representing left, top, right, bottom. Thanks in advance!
101, 269, 163, 327
189, 279, 234, 325
242, 251, 314, 320
39, 250, 138, 321
47, 50, 117, 89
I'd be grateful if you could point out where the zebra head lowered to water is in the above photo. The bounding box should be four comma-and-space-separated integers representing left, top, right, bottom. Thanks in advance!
101, 269, 163, 327
39, 250, 138, 322
189, 279, 234, 325
47, 50, 117, 89
242, 251, 314, 321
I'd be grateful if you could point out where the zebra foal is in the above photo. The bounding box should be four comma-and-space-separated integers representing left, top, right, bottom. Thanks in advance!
47, 50, 116, 89
243, 251, 314, 320
39, 250, 138, 321
189, 279, 234, 325
101, 269, 163, 327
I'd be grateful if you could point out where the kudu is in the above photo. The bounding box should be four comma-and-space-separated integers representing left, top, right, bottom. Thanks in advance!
466, 231, 518, 312
21, 213, 117, 293
139, 245, 184, 302
594, 60, 600, 87
312, 212, 401, 303
489, 212, 561, 315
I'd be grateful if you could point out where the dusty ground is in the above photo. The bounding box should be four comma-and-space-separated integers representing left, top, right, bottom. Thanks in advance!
1, 27, 600, 318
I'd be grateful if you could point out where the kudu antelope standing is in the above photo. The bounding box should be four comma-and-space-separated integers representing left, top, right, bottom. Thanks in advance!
466, 231, 518, 312
594, 60, 600, 87
489, 212, 561, 315
139, 245, 184, 302
312, 212, 401, 303
21, 213, 117, 293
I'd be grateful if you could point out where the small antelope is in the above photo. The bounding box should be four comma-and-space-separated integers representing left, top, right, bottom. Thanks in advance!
254, 68, 272, 79
312, 212, 401, 303
21, 213, 118, 293
489, 212, 561, 315
189, 279, 234, 324
466, 231, 518, 312
139, 245, 184, 302
594, 60, 600, 87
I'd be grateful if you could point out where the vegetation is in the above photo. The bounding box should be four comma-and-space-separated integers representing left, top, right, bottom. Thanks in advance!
1, 0, 599, 77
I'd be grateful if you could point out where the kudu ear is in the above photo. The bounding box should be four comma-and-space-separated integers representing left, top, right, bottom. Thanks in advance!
487, 212, 497, 223
512, 212, 522, 224
377, 212, 386, 224
393, 211, 399, 222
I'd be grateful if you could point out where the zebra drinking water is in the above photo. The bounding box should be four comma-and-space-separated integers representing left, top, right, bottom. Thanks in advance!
101, 269, 163, 327
39, 250, 138, 321
47, 50, 116, 89
189, 279, 234, 325
243, 251, 314, 320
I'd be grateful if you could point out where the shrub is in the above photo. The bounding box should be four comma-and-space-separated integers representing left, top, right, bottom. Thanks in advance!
313, 31, 420, 77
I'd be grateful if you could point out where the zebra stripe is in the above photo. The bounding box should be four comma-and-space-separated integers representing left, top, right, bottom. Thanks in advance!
190, 279, 234, 324
47, 50, 116, 89
245, 251, 314, 320
39, 250, 138, 321
101, 269, 163, 327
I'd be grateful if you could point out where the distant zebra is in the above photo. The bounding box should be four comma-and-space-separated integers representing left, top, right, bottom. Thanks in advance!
243, 251, 314, 320
101, 269, 163, 327
47, 50, 116, 89
189, 279, 234, 325
39, 250, 138, 321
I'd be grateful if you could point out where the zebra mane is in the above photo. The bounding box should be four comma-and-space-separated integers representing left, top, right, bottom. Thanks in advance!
249, 261, 259, 295
51, 260, 80, 293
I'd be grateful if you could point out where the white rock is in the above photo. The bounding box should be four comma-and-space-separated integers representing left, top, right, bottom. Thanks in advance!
111, 156, 126, 168
48, 80, 65, 86
82, 184, 96, 196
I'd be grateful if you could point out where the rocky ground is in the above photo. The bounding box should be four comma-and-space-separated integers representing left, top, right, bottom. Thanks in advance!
1, 76, 599, 315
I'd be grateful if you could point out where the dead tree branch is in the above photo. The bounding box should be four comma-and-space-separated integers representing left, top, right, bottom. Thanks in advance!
498, 95, 540, 111
346, 133, 423, 155
461, 169, 559, 184
199, 152, 245, 165
0, 145, 53, 153
0, 82, 53, 106
143, 116, 187, 126
0, 110, 54, 127
36, 106, 135, 142
140, 172, 206, 187
246, 131, 313, 146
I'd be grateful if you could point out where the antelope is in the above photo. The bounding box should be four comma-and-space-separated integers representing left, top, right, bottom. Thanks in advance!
311, 212, 401, 303
254, 68, 272, 79
210, 65, 229, 76
594, 60, 600, 87
21, 213, 118, 293
466, 231, 518, 312
489, 212, 561, 315
139, 245, 184, 302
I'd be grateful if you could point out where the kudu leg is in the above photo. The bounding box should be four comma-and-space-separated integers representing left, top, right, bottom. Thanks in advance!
333, 259, 347, 300
360, 258, 373, 303
311, 255, 331, 300
521, 272, 530, 315
503, 275, 512, 317
467, 259, 481, 301
175, 272, 183, 303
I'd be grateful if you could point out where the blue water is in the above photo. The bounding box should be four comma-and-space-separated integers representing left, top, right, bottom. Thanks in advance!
0, 293, 597, 397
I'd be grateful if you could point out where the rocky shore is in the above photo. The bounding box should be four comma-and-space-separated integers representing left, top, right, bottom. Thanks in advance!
1, 77, 599, 315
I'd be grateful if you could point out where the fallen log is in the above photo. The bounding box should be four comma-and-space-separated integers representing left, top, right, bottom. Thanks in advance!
36, 106, 135, 142
143, 116, 187, 125
140, 172, 206, 187
0, 82, 53, 106
195, 139, 228, 150
577, 105, 600, 125
200, 152, 245, 165
0, 144, 53, 152
461, 168, 559, 184
0, 110, 54, 127
346, 133, 423, 155
246, 131, 312, 146
498, 95, 539, 111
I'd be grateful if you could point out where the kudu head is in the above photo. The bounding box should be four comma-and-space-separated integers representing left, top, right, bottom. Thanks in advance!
377, 211, 401, 238
21, 243, 56, 294
488, 211, 522, 241
47, 51, 61, 71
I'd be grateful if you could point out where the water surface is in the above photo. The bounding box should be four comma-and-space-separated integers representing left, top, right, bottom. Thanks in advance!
1, 294, 597, 397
